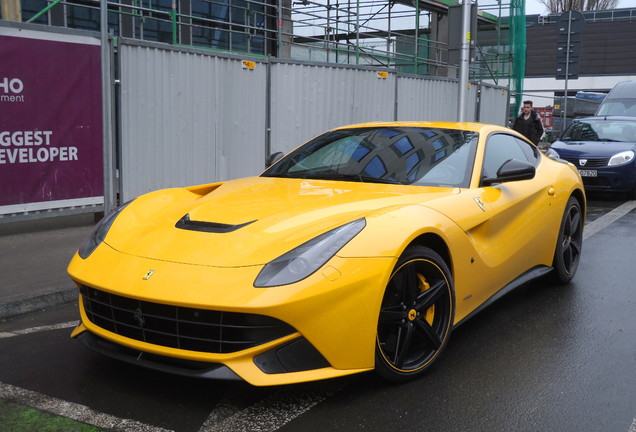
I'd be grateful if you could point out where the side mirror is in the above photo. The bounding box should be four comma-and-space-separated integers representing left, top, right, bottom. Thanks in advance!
545, 130, 560, 144
482, 159, 536, 186
265, 152, 284, 168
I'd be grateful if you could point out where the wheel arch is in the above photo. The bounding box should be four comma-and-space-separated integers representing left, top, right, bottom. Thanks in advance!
406, 232, 453, 279
374, 238, 456, 382
550, 189, 585, 284
570, 188, 586, 222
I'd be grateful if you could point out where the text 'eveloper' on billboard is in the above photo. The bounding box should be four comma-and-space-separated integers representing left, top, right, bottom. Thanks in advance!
0, 28, 104, 211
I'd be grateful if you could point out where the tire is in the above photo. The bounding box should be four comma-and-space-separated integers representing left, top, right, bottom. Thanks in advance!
552, 196, 584, 284
628, 182, 636, 200
375, 246, 455, 383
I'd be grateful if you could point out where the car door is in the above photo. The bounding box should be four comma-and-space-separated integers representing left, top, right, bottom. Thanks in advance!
470, 133, 557, 299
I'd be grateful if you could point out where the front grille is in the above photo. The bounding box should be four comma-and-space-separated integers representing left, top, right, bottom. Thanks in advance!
582, 177, 611, 187
561, 156, 609, 168
80, 286, 296, 354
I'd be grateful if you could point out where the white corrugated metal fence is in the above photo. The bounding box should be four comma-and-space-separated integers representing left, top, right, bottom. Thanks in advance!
119, 39, 509, 201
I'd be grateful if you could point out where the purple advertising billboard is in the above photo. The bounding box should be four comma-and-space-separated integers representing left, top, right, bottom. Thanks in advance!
0, 29, 103, 211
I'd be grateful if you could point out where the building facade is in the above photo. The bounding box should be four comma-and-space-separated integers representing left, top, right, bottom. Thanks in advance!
522, 8, 636, 129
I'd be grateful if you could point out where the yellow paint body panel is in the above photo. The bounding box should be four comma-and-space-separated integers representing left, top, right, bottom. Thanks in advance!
68, 121, 585, 386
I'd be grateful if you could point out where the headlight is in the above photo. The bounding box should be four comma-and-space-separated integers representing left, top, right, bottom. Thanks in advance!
545, 147, 560, 160
608, 150, 635, 166
254, 218, 366, 287
78, 201, 132, 259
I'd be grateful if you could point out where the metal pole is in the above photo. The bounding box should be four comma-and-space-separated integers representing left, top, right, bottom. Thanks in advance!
414, 0, 419, 74
101, 0, 115, 213
561, 11, 571, 133
355, 0, 360, 65
265, 59, 272, 166
276, 0, 282, 55
326, 0, 330, 63
457, 0, 471, 122
394, 69, 399, 121
335, 0, 339, 63
387, 1, 391, 63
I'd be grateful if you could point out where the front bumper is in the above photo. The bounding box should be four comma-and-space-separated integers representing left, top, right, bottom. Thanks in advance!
69, 243, 396, 386
579, 166, 636, 193
75, 330, 242, 380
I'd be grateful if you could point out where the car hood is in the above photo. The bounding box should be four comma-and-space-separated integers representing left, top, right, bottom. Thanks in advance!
104, 176, 458, 267
551, 140, 636, 157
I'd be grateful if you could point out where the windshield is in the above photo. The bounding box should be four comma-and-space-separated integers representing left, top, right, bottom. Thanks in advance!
561, 119, 636, 143
262, 127, 479, 188
596, 100, 636, 117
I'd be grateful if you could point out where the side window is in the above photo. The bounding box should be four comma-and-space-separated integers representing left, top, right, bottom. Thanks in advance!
514, 137, 540, 164
482, 134, 534, 180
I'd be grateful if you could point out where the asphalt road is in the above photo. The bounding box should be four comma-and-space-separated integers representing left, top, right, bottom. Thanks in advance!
1, 195, 635, 432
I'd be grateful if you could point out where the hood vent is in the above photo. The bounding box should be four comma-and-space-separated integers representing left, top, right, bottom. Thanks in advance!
175, 213, 256, 233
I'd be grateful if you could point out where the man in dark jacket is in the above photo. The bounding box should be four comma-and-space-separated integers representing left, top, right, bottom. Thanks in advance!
512, 100, 544, 145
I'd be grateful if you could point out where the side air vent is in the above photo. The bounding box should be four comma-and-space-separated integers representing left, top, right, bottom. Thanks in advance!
175, 213, 256, 233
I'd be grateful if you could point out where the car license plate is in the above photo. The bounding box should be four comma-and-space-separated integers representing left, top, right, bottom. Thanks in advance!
578, 169, 597, 177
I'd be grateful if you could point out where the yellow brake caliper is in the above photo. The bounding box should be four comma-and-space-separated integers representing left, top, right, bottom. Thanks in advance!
417, 273, 435, 325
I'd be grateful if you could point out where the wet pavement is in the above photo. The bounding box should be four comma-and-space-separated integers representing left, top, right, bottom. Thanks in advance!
0, 197, 635, 432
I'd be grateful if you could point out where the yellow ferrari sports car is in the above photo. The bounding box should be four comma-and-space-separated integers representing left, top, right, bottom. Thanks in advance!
68, 121, 585, 386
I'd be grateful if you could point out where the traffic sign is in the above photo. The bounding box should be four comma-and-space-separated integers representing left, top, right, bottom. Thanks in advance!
555, 11, 585, 81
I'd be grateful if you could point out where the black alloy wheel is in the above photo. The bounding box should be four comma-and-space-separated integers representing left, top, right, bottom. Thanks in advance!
375, 246, 454, 382
629, 182, 636, 200
552, 196, 584, 284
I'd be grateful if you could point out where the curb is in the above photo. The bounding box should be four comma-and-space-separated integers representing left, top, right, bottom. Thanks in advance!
0, 288, 77, 320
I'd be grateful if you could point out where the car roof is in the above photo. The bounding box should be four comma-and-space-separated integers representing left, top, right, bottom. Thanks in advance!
572, 116, 636, 122
332, 121, 504, 134
605, 80, 636, 100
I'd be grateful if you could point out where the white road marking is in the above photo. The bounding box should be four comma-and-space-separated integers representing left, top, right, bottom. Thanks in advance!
0, 381, 173, 432
199, 399, 244, 429
583, 200, 636, 241
0, 320, 79, 339
0, 319, 342, 431
199, 383, 344, 432
628, 416, 636, 432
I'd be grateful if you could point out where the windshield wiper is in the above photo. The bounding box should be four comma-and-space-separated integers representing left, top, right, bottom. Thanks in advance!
263, 171, 403, 184
358, 175, 404, 185
261, 170, 337, 180
261, 172, 304, 178
312, 173, 403, 184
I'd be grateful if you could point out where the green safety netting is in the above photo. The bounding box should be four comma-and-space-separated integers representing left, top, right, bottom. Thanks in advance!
510, 0, 526, 118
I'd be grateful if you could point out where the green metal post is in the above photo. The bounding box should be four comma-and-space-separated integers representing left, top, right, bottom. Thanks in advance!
171, 0, 177, 45
496, 0, 502, 84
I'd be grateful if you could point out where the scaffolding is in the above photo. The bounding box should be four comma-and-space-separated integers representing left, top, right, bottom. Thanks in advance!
8, 0, 526, 100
